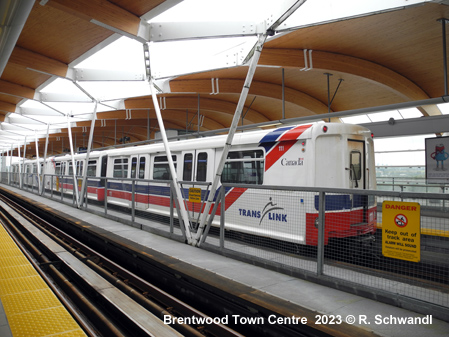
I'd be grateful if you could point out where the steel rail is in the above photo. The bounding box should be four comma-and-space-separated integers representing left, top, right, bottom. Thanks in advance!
0, 202, 116, 337
0, 193, 243, 337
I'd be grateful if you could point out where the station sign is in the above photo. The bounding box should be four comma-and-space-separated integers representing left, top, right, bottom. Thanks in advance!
188, 188, 202, 203
382, 201, 421, 262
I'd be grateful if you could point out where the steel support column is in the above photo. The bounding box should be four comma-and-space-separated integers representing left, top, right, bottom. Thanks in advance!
17, 142, 22, 188
22, 136, 27, 188
67, 115, 80, 208
149, 78, 193, 243
8, 146, 12, 185
40, 124, 50, 195
194, 34, 266, 246
34, 132, 41, 193
144, 42, 193, 244
79, 101, 98, 208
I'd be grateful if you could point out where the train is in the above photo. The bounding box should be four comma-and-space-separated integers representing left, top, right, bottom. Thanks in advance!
8, 122, 377, 246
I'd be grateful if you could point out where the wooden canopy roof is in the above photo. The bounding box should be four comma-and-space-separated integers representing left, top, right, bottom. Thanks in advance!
1, 0, 449, 157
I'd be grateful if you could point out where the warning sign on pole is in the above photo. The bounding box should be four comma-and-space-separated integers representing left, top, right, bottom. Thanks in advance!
382, 201, 421, 262
188, 188, 202, 203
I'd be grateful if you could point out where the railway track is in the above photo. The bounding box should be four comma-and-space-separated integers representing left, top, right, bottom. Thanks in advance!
0, 191, 341, 337
0, 195, 235, 337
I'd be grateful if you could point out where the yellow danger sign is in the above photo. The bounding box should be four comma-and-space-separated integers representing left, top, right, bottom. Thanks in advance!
382, 201, 421, 262
188, 188, 202, 203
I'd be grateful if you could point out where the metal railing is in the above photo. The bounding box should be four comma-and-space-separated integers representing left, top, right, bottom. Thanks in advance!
1, 171, 448, 321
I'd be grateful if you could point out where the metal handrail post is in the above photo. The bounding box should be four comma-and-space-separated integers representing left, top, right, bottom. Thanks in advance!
220, 185, 225, 250
131, 179, 135, 223
317, 191, 326, 276
104, 177, 108, 216
170, 185, 174, 234
200, 187, 222, 245
170, 181, 187, 241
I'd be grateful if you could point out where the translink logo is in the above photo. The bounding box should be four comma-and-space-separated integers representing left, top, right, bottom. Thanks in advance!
238, 197, 287, 225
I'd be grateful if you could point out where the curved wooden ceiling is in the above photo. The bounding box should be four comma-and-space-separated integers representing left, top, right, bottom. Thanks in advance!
1, 1, 449, 157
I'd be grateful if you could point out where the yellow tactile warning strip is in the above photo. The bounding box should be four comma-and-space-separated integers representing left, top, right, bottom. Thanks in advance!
0, 223, 87, 337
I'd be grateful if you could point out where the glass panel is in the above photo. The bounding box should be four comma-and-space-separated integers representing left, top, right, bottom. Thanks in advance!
196, 152, 207, 182
183, 153, 193, 181
87, 160, 97, 177
350, 151, 361, 181
222, 150, 264, 184
131, 157, 137, 178
113, 158, 129, 178
153, 155, 177, 180
139, 157, 146, 179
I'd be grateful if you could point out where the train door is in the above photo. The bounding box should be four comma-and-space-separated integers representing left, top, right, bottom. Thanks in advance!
181, 150, 213, 223
348, 139, 368, 222
131, 155, 148, 209
347, 139, 365, 190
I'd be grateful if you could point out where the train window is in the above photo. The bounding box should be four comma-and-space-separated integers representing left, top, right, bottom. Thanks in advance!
131, 157, 137, 178
196, 152, 207, 182
113, 158, 129, 178
76, 161, 84, 176
87, 160, 97, 177
55, 162, 61, 175
100, 156, 107, 178
222, 150, 264, 184
139, 157, 146, 179
350, 151, 362, 181
61, 162, 67, 175
183, 154, 193, 181
68, 162, 74, 175
131, 157, 146, 179
153, 155, 177, 180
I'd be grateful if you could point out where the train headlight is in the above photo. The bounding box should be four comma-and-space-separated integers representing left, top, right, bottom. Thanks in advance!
322, 125, 328, 133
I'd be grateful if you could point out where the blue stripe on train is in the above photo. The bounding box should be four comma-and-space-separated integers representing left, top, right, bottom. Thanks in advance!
259, 126, 294, 144
105, 182, 231, 202
314, 194, 368, 211
61, 178, 102, 187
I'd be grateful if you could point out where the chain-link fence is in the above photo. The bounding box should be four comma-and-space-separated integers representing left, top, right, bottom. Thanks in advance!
2, 172, 448, 320
202, 183, 449, 320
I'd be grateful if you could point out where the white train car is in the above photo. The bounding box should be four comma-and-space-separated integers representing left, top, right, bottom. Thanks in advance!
12, 122, 377, 246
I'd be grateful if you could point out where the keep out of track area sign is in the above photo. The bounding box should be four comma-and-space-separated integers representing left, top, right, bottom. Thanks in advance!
382, 201, 421, 262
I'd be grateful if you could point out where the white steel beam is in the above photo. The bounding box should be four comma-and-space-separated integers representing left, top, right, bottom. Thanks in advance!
360, 114, 449, 138
145, 43, 193, 244
39, 92, 93, 103
19, 106, 65, 117
149, 77, 193, 244
40, 124, 50, 195
148, 21, 266, 42
145, 0, 302, 43
18, 141, 22, 189
67, 116, 80, 209
79, 101, 98, 208
74, 69, 145, 82
34, 132, 41, 193
194, 33, 266, 246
